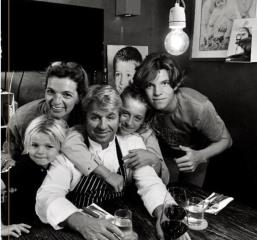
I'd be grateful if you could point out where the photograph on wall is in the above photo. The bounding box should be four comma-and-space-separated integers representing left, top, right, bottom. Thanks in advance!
107, 45, 148, 90
192, 0, 257, 58
226, 18, 257, 62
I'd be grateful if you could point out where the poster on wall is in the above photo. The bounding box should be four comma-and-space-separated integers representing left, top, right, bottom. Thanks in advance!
107, 45, 148, 88
191, 0, 257, 59
226, 18, 257, 62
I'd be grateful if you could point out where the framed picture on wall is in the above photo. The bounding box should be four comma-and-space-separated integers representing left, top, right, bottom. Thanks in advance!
106, 45, 148, 87
226, 18, 257, 63
191, 0, 257, 59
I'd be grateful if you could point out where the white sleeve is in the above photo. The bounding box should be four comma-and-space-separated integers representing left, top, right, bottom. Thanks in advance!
117, 134, 176, 215
36, 155, 82, 229
133, 166, 176, 216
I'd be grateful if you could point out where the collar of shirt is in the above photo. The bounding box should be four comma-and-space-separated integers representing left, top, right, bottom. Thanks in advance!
88, 137, 119, 173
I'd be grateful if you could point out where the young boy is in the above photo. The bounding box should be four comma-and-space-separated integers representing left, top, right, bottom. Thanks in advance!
113, 46, 142, 94
2, 115, 67, 226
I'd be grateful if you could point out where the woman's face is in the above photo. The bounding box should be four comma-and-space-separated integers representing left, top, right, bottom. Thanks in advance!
28, 133, 60, 168
119, 96, 147, 136
45, 77, 79, 120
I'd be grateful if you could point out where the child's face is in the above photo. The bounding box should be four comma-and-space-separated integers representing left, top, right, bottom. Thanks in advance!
114, 60, 137, 94
119, 96, 147, 136
28, 133, 60, 167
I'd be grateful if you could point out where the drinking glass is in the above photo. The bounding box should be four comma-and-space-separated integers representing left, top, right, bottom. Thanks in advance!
169, 187, 188, 208
160, 190, 188, 240
185, 197, 208, 231
113, 209, 138, 240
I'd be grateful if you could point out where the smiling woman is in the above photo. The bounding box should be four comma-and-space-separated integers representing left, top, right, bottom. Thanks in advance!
8, 61, 89, 160
45, 77, 79, 121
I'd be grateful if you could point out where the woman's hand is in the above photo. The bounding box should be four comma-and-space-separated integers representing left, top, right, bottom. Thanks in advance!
1, 223, 31, 238
123, 149, 159, 170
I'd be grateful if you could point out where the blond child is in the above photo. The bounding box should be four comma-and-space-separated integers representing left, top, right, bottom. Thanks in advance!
1, 115, 67, 227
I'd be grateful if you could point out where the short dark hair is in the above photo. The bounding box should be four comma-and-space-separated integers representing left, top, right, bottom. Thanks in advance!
46, 61, 89, 98
133, 52, 183, 92
113, 46, 143, 72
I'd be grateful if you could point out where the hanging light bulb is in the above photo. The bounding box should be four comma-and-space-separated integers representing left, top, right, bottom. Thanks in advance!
164, 1, 189, 56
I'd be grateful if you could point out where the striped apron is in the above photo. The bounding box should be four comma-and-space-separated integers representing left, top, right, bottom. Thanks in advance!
67, 137, 127, 208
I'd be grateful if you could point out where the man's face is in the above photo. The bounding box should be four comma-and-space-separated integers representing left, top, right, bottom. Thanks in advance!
145, 69, 176, 112
85, 102, 119, 148
45, 77, 79, 120
114, 60, 137, 94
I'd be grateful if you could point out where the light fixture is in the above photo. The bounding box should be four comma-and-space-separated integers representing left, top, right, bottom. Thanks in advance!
164, 0, 189, 56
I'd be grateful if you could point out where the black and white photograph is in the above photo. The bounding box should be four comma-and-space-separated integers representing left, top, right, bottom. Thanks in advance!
1, 0, 257, 240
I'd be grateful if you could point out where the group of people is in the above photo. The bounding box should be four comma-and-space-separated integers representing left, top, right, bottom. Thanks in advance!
1, 48, 232, 240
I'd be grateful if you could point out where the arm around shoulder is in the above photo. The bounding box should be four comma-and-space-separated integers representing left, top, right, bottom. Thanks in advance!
62, 128, 99, 175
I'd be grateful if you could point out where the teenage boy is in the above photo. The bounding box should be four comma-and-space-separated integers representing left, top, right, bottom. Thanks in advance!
134, 52, 232, 187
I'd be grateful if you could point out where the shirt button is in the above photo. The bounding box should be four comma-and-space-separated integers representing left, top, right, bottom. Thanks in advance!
88, 167, 91, 171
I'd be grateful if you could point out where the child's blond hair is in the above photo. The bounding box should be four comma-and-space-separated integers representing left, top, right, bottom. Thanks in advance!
23, 115, 67, 154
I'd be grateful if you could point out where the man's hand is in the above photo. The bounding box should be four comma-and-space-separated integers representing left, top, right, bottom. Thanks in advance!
105, 172, 124, 192
123, 149, 159, 169
174, 146, 206, 173
66, 212, 124, 240
1, 223, 31, 238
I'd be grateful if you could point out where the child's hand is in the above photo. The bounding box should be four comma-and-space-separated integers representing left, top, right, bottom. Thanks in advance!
123, 149, 159, 169
1, 223, 31, 238
105, 172, 124, 192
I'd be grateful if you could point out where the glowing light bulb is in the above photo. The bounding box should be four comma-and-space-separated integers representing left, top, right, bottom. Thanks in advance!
164, 28, 189, 56
164, 2, 189, 56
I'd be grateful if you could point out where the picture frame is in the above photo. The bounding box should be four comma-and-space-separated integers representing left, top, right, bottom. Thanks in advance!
106, 45, 148, 86
226, 18, 257, 63
191, 0, 257, 59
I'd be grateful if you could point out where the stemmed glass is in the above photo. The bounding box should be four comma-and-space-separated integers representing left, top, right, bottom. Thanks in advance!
160, 188, 188, 240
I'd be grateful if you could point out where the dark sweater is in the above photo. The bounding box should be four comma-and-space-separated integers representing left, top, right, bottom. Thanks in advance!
2, 154, 47, 225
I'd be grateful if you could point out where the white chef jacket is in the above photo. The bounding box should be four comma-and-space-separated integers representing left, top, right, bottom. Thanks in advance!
36, 134, 175, 229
